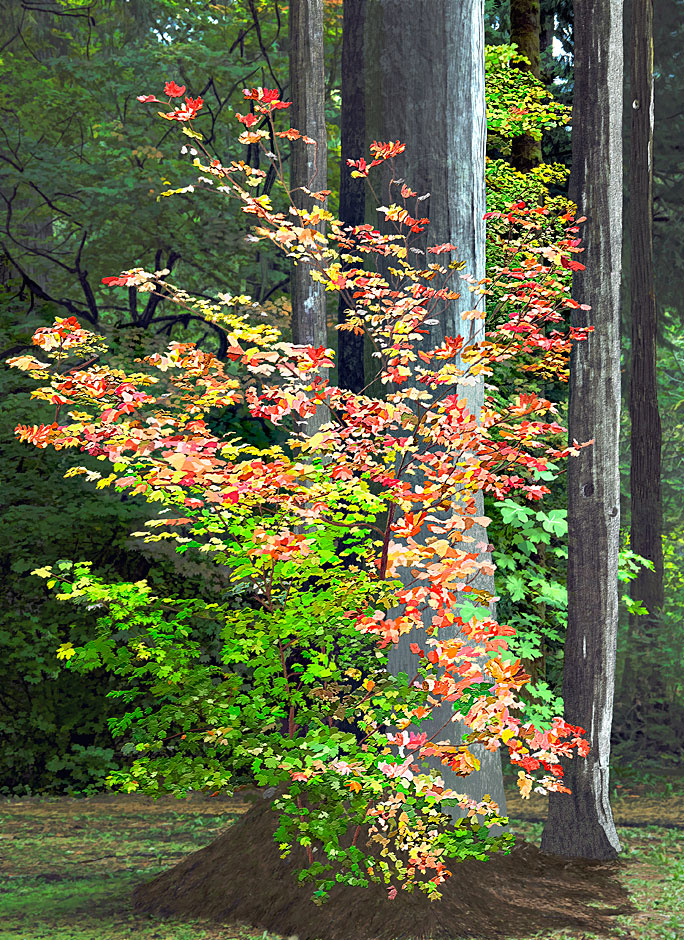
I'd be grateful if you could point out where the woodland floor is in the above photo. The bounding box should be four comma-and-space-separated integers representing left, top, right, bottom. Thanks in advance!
1, 770, 683, 940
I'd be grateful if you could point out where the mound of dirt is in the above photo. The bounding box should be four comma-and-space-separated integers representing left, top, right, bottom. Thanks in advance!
133, 789, 635, 940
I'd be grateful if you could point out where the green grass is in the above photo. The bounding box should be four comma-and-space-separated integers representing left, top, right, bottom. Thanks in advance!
0, 791, 682, 940
503, 821, 684, 940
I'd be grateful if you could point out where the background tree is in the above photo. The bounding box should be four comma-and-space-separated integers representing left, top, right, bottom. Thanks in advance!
510, 0, 542, 171
288, 0, 328, 345
620, 0, 666, 751
288, 0, 329, 435
335, 0, 366, 393
540, 0, 623, 859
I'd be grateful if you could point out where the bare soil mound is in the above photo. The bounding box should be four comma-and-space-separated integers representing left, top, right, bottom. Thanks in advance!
133, 789, 635, 940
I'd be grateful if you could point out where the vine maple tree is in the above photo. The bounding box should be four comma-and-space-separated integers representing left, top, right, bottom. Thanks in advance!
10, 85, 593, 903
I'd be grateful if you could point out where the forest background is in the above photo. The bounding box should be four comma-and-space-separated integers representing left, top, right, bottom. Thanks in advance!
0, 0, 682, 801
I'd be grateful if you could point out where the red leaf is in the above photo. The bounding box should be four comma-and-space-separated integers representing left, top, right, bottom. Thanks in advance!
164, 81, 186, 98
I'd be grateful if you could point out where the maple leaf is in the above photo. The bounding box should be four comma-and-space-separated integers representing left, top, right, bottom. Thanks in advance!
102, 273, 141, 288
347, 156, 371, 178
427, 242, 459, 255
517, 772, 534, 799
15, 120, 596, 897
275, 128, 302, 141
159, 96, 203, 122
430, 539, 452, 558
164, 81, 186, 98
561, 254, 585, 271
7, 355, 45, 372
369, 140, 406, 161
56, 643, 76, 661
243, 86, 278, 102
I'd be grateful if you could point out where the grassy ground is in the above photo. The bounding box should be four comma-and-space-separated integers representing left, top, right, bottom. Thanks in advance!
1, 775, 683, 940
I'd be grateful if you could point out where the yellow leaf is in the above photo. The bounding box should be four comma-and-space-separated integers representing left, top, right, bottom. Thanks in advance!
517, 771, 533, 799
56, 643, 76, 661
166, 453, 189, 472
431, 539, 451, 558
64, 467, 87, 478
6, 355, 45, 371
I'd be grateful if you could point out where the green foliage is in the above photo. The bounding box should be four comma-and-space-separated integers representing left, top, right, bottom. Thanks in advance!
484, 0, 510, 44
33, 559, 514, 902
615, 530, 684, 735
0, 291, 249, 795
490, 466, 665, 734
488, 481, 568, 729
650, 0, 684, 323
485, 43, 571, 150
0, 298, 132, 794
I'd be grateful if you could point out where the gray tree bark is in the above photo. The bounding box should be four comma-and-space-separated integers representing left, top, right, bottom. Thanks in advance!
364, 0, 507, 825
540, 0, 623, 859
621, 0, 666, 739
289, 0, 329, 434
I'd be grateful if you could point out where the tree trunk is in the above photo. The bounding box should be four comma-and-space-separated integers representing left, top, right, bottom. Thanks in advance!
539, 2, 555, 76
622, 0, 666, 736
540, 0, 623, 860
336, 0, 366, 394
510, 0, 543, 171
364, 0, 507, 825
289, 0, 329, 434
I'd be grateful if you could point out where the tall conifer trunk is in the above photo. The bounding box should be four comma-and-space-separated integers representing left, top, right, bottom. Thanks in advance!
289, 0, 329, 434
364, 0, 507, 823
540, 0, 623, 859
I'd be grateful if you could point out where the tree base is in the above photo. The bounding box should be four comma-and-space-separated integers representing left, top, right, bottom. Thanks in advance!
133, 789, 634, 940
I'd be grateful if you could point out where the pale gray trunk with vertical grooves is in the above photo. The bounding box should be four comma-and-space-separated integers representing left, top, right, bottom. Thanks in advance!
540, 0, 623, 859
364, 0, 507, 825
289, 0, 329, 436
